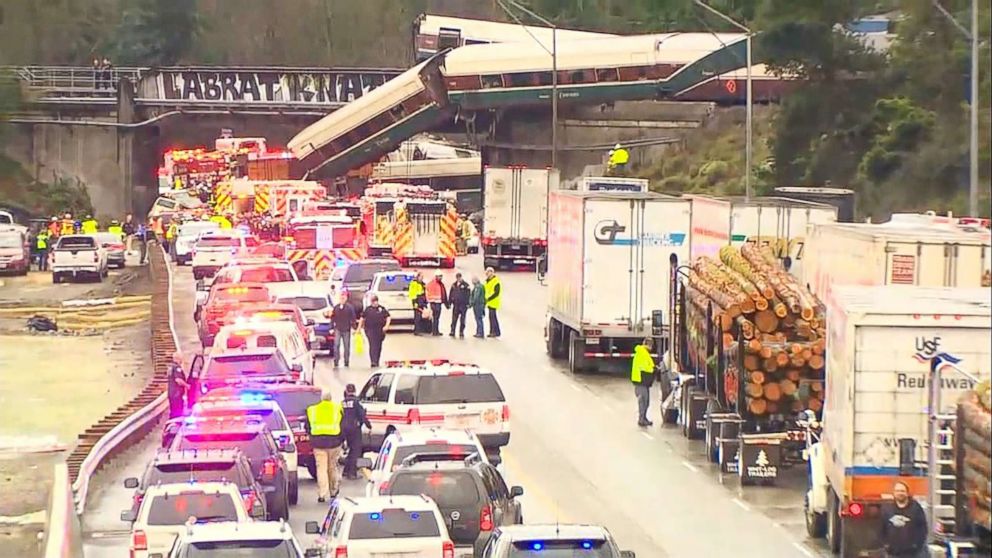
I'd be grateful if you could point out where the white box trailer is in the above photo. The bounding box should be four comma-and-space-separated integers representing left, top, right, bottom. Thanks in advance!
805, 286, 991, 557
545, 191, 691, 373
482, 166, 559, 270
686, 195, 837, 277
801, 223, 992, 304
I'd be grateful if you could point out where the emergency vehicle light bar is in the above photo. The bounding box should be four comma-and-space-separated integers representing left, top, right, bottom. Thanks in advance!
383, 359, 478, 369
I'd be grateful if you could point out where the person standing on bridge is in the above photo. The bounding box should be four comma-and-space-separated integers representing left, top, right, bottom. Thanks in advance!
607, 143, 629, 175
631, 338, 655, 427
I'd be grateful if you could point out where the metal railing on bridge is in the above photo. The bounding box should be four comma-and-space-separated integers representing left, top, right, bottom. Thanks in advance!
5, 65, 145, 104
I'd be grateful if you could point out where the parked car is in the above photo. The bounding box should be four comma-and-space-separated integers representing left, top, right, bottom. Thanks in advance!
173, 220, 220, 265
195, 282, 271, 346
92, 231, 127, 268
0, 226, 29, 275
363, 270, 416, 330
166, 520, 307, 557
481, 524, 636, 557
328, 258, 401, 310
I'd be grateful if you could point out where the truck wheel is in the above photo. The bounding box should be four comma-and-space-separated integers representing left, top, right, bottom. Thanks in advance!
546, 320, 565, 359
568, 332, 585, 374
288, 474, 299, 505
805, 492, 827, 538
52, 273, 60, 284
826, 488, 841, 553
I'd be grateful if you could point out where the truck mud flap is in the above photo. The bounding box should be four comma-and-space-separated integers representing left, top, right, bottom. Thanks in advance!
738, 435, 783, 486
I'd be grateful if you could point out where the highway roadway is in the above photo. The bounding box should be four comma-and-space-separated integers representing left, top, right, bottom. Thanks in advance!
80, 255, 830, 557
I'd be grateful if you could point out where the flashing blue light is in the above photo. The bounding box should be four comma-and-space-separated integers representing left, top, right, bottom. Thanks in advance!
410, 512, 420, 521
335, 259, 346, 267
530, 542, 544, 551
581, 541, 593, 549
239, 392, 269, 404
370, 512, 381, 521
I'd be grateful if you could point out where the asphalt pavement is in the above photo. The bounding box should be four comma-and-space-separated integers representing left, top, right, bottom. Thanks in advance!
80, 255, 830, 557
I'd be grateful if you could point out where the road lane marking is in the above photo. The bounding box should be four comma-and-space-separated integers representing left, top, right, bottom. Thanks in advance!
569, 384, 582, 393
681, 460, 699, 473
640, 432, 655, 441
732, 498, 751, 512
792, 542, 815, 558
500, 450, 573, 523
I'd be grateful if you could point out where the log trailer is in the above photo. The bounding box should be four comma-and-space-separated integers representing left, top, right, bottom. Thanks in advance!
671, 243, 826, 485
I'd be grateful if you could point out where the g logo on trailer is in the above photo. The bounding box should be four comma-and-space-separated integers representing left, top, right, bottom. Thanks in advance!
593, 220, 627, 245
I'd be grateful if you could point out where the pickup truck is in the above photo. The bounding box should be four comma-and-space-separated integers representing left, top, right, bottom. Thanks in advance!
50, 235, 108, 283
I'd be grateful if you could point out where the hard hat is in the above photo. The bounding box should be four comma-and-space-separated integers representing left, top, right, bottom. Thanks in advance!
614, 143, 622, 149
50, 216, 57, 222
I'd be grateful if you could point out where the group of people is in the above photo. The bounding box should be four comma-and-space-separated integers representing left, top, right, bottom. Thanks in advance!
91, 57, 115, 90
27, 211, 151, 271
304, 384, 372, 500
407, 267, 502, 339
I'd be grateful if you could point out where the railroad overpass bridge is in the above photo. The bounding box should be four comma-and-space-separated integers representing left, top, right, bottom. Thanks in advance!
3, 45, 779, 215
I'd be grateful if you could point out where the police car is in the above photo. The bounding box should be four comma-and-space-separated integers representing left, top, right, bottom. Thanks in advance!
191, 396, 301, 504
166, 520, 306, 557
305, 495, 455, 558
365, 428, 489, 497
356, 360, 510, 462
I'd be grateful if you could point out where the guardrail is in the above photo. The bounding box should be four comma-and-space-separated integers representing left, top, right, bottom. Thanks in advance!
43, 463, 82, 558
68, 246, 178, 514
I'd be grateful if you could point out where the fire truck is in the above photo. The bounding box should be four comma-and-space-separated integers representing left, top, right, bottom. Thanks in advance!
284, 212, 367, 279
388, 199, 458, 268
212, 179, 325, 217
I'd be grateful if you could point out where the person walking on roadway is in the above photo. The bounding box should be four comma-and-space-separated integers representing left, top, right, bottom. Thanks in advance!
168, 351, 189, 419
448, 273, 470, 338
358, 295, 391, 367
470, 276, 486, 338
340, 383, 372, 480
631, 338, 655, 427
305, 390, 344, 502
327, 292, 357, 367
484, 267, 502, 338
408, 272, 428, 335
426, 272, 448, 336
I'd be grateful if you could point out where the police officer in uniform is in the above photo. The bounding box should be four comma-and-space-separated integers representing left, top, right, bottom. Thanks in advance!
341, 384, 372, 480
359, 295, 391, 367
167, 351, 189, 419
305, 390, 344, 502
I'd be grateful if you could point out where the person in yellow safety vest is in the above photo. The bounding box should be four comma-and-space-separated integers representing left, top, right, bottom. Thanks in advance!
107, 220, 124, 239
305, 390, 344, 502
209, 214, 232, 229
60, 213, 76, 236
631, 338, 656, 427
81, 215, 99, 234
35, 229, 50, 271
607, 143, 629, 175
408, 271, 428, 335
174, 176, 183, 190
164, 219, 178, 255
483, 267, 502, 338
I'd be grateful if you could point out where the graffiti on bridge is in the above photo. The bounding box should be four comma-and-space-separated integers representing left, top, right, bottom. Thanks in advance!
153, 70, 400, 104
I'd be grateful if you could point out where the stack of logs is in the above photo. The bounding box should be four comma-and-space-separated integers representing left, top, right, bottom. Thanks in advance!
957, 380, 992, 532
686, 243, 826, 417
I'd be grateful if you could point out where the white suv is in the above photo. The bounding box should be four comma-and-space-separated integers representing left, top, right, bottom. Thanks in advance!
190, 397, 301, 504
191, 232, 256, 279
121, 482, 251, 558
357, 360, 510, 463
365, 428, 488, 497
305, 495, 455, 558
173, 221, 220, 265
167, 520, 306, 557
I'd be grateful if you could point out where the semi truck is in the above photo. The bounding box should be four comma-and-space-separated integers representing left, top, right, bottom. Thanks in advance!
801, 223, 992, 304
687, 195, 838, 278
482, 166, 559, 271
803, 286, 991, 557
544, 191, 691, 374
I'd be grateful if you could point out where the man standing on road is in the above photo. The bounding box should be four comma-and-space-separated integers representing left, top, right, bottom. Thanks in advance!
168, 351, 189, 419
305, 390, 344, 502
340, 384, 372, 480
81, 215, 98, 234
426, 272, 448, 336
880, 481, 929, 558
484, 267, 502, 338
408, 271, 428, 335
326, 292, 357, 367
470, 276, 486, 338
34, 228, 50, 271
631, 338, 655, 427
136, 222, 149, 265
448, 273, 470, 337
358, 295, 391, 367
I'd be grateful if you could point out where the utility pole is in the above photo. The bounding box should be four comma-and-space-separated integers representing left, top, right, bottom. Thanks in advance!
693, 1, 753, 201
932, 0, 980, 216
497, 0, 558, 168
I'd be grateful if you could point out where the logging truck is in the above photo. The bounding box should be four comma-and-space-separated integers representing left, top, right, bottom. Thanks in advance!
939, 367, 992, 557
672, 242, 827, 484
544, 191, 690, 374
803, 286, 990, 558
